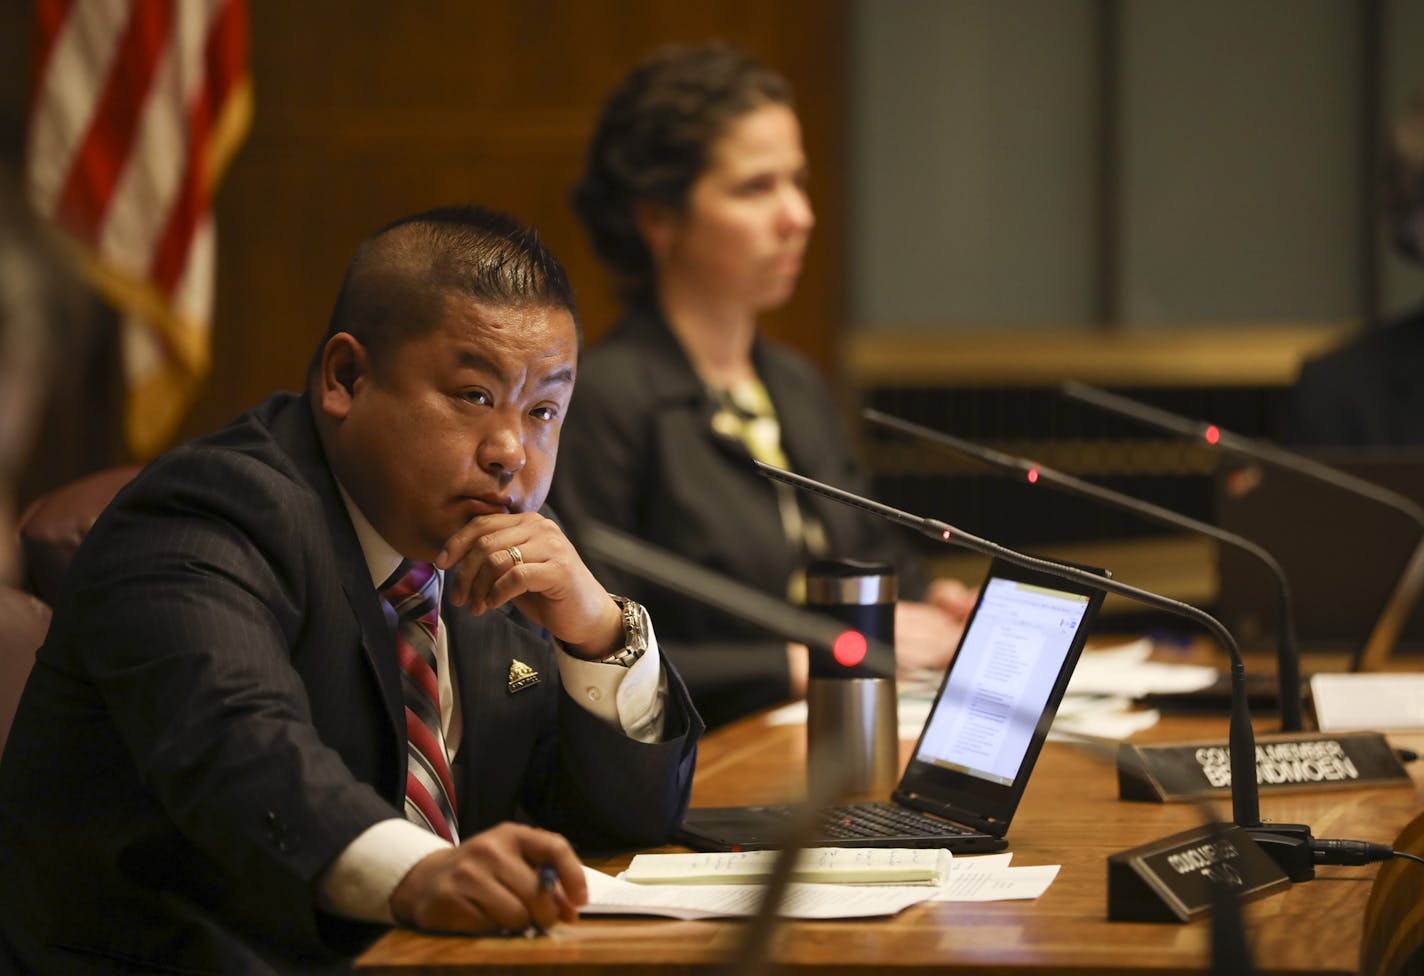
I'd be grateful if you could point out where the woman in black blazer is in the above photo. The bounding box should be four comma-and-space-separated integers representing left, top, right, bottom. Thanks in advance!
551, 44, 973, 729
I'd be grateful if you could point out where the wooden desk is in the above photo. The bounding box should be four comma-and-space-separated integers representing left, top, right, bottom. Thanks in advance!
358, 712, 1424, 974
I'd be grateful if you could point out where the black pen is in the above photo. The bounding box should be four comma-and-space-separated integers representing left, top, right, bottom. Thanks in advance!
519, 863, 559, 938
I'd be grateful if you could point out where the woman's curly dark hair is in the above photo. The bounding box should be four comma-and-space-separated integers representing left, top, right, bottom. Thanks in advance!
571, 43, 793, 301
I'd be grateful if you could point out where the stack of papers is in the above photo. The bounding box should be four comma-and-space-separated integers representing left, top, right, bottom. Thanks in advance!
584, 866, 934, 919
580, 850, 1058, 920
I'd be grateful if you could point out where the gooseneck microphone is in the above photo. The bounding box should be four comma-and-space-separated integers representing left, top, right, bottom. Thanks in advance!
1061, 380, 1424, 672
861, 407, 1306, 732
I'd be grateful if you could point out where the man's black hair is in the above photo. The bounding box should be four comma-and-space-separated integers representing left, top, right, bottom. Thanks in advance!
310, 204, 579, 378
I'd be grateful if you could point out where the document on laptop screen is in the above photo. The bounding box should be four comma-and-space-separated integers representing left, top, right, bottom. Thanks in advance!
913, 579, 1093, 786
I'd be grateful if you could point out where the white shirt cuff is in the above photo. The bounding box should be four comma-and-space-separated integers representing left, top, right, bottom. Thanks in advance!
317, 819, 453, 924
556, 619, 666, 743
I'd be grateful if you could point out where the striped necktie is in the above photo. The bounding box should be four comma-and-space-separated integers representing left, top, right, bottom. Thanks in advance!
380, 561, 459, 842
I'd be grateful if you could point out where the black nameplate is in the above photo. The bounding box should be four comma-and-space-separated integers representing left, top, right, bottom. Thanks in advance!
1107, 823, 1290, 922
1118, 731, 1410, 803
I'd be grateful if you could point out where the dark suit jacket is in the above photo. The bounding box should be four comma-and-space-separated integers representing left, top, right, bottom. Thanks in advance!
0, 392, 700, 976
1285, 306, 1424, 447
549, 305, 927, 729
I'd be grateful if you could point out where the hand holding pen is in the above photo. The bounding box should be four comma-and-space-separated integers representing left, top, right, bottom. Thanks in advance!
520, 863, 573, 937
388, 822, 586, 935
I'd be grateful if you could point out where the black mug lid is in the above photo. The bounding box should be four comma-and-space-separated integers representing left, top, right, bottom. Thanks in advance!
805, 558, 896, 605
806, 558, 894, 578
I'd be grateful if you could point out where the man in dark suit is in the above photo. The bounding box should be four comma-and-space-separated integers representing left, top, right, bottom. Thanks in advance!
1286, 98, 1424, 448
0, 205, 702, 974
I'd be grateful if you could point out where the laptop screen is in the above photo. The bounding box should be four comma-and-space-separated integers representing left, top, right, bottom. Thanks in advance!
895, 558, 1105, 834
912, 576, 1095, 785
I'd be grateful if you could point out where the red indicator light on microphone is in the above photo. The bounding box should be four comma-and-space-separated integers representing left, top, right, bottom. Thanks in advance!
1026, 467, 1040, 484
832, 630, 868, 668
1204, 424, 1221, 445
941, 528, 952, 542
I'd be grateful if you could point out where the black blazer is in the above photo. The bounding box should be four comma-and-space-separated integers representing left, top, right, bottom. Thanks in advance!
0, 392, 700, 975
550, 306, 927, 729
1286, 306, 1424, 447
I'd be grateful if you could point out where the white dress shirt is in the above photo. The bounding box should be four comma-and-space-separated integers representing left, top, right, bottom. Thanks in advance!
318, 492, 667, 923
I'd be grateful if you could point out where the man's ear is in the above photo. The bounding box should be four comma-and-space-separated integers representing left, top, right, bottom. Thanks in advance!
316, 333, 369, 420
633, 200, 679, 265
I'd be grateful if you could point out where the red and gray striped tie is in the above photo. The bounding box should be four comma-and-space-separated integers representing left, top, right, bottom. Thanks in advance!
380, 561, 459, 843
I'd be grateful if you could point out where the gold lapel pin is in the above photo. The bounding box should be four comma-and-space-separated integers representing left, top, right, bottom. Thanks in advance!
508, 659, 540, 693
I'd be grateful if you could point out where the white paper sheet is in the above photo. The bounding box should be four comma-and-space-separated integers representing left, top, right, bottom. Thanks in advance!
1049, 695, 1161, 741
1310, 672, 1424, 731
930, 852, 1061, 902
1066, 640, 1219, 697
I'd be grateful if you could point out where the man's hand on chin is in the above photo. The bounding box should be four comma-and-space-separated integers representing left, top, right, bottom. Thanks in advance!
436, 512, 623, 656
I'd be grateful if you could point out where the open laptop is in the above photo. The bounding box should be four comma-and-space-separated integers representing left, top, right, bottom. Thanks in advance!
1213, 450, 1424, 662
676, 557, 1107, 852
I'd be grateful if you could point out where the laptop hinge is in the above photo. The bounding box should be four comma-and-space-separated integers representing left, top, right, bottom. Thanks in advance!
892, 790, 1006, 836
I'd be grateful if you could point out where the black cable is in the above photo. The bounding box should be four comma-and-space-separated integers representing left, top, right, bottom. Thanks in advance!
1395, 747, 1420, 763
1310, 838, 1418, 866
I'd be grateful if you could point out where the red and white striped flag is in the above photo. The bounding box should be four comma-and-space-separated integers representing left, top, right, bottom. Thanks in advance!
26, 0, 252, 458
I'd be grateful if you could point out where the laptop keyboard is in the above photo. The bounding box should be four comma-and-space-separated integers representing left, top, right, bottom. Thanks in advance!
761, 802, 977, 841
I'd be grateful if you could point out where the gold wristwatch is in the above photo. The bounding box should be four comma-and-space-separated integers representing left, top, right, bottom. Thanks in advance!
599, 596, 650, 667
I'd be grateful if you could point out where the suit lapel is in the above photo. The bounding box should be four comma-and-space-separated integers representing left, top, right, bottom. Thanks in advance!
623, 307, 767, 474
757, 345, 867, 544
446, 602, 552, 831
268, 396, 407, 746
757, 344, 829, 479
330, 518, 406, 746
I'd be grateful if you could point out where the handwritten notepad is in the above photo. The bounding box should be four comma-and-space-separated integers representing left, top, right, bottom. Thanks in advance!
620, 847, 953, 887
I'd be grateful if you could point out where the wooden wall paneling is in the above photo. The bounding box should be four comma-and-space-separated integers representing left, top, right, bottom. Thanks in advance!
187, 0, 849, 443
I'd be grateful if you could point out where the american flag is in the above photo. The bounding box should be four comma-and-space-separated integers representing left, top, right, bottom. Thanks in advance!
26, 0, 252, 458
